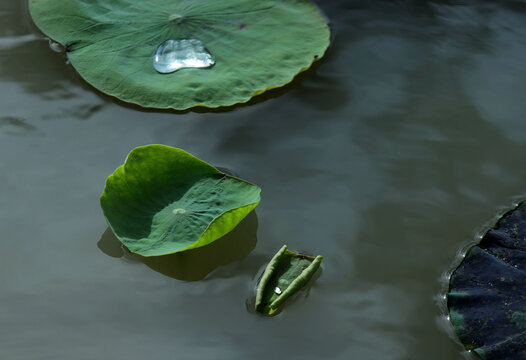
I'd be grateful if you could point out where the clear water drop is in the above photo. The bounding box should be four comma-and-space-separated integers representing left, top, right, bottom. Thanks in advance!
48, 39, 62, 53
153, 39, 215, 74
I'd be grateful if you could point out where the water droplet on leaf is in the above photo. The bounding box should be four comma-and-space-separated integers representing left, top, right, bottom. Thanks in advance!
274, 287, 282, 295
48, 39, 62, 53
153, 39, 215, 74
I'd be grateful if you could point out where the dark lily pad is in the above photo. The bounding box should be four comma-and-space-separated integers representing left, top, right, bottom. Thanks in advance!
100, 145, 261, 257
255, 245, 323, 316
448, 202, 526, 359
29, 0, 330, 110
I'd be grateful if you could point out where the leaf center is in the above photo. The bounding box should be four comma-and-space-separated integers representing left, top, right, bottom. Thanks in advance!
168, 13, 184, 23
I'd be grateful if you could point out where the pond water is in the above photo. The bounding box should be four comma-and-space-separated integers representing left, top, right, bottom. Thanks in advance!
2, 1, 526, 359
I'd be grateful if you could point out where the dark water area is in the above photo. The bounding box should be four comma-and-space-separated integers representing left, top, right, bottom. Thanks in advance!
2, 1, 526, 359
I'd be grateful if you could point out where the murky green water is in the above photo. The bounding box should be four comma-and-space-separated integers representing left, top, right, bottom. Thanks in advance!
2, 1, 526, 359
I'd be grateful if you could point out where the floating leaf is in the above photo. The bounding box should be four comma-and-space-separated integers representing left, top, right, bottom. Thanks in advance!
29, 0, 330, 109
100, 145, 261, 257
255, 245, 323, 315
448, 203, 526, 359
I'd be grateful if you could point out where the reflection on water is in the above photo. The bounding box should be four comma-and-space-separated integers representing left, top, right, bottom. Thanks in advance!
0, 40, 74, 95
98, 211, 258, 281
3, 1, 526, 359
0, 116, 37, 135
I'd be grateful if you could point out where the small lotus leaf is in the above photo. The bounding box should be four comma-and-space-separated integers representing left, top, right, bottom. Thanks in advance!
255, 245, 323, 315
29, 0, 330, 109
448, 203, 526, 359
100, 145, 261, 257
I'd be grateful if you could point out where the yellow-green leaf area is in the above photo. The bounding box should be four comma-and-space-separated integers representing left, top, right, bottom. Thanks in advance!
100, 145, 261, 256
29, 0, 331, 109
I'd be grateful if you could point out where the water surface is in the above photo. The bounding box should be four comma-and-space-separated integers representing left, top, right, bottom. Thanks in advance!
2, 1, 526, 359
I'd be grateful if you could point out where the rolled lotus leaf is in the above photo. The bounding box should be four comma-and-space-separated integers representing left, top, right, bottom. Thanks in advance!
100, 145, 261, 257
255, 245, 323, 315
448, 202, 526, 359
29, 0, 331, 109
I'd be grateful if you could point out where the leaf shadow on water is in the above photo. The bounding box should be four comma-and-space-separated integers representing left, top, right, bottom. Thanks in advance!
97, 210, 258, 281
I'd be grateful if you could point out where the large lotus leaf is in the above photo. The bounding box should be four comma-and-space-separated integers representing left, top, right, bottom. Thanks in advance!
255, 245, 323, 315
100, 145, 261, 256
448, 203, 526, 360
28, 0, 330, 109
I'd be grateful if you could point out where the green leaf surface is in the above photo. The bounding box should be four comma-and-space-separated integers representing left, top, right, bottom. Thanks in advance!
29, 0, 330, 109
100, 145, 261, 256
255, 245, 323, 315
